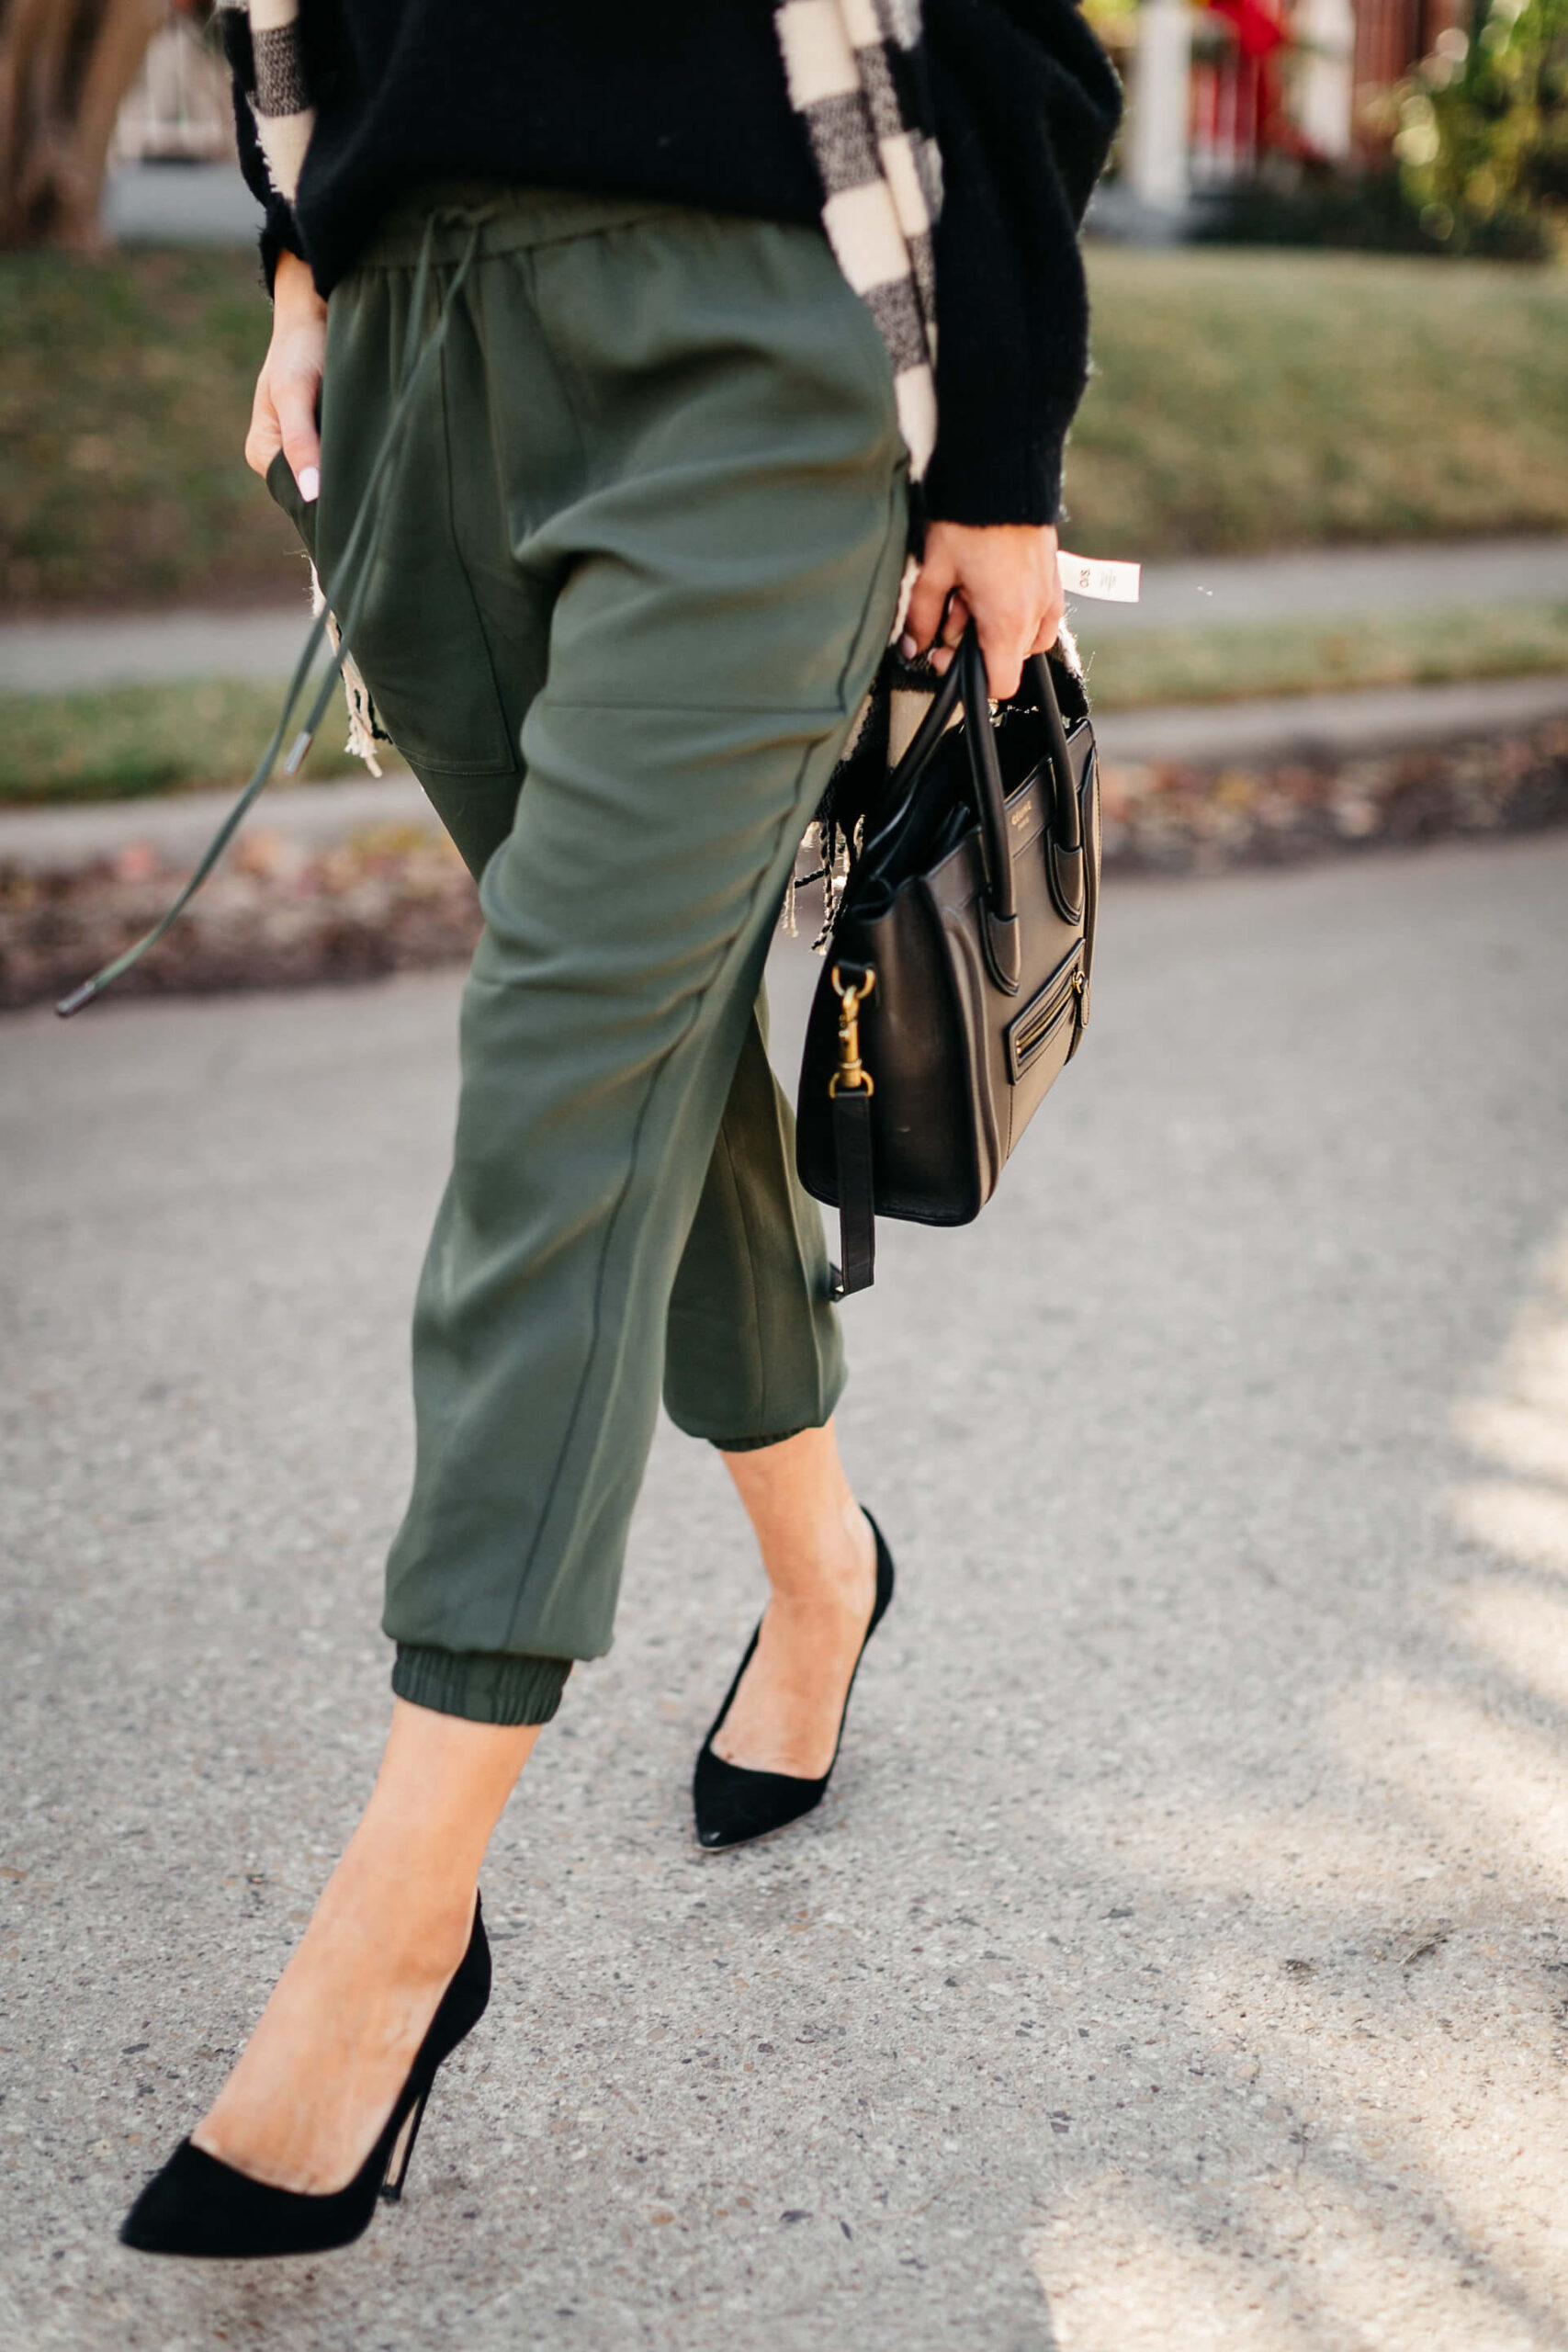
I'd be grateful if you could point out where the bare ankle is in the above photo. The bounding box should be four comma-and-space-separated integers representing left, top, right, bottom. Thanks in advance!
316, 1848, 475, 1982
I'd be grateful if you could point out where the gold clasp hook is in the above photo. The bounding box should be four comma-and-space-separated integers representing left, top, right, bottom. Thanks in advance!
828, 964, 875, 1097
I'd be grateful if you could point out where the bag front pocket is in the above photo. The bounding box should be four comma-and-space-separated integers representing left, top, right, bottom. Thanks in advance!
1005, 944, 1085, 1086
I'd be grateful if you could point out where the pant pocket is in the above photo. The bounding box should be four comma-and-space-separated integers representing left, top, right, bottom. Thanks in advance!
265, 450, 319, 562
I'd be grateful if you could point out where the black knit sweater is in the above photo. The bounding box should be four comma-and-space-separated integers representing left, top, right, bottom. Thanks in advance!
224, 0, 1121, 527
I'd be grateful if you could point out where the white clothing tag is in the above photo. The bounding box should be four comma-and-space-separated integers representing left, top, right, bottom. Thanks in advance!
1058, 551, 1141, 603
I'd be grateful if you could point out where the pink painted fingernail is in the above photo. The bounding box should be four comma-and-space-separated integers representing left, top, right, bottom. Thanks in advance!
299, 465, 321, 503
897, 632, 917, 662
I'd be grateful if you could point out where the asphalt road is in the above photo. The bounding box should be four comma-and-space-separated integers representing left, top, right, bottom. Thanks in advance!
5, 834, 1568, 2350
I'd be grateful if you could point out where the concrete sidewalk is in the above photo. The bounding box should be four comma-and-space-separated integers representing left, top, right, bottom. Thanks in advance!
7, 535, 1566, 693
102, 161, 262, 249
5, 835, 1568, 2348
1072, 532, 1568, 638
0, 604, 313, 694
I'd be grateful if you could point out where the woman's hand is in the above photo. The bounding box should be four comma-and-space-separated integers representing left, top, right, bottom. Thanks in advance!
244, 250, 329, 500
901, 519, 1064, 700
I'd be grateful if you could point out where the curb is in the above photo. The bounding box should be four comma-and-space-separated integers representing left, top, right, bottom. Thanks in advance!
0, 773, 433, 874
4, 673, 1567, 876
1094, 673, 1568, 767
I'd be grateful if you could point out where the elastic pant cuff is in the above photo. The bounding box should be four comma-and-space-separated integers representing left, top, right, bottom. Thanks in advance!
710, 1426, 810, 1453
391, 1644, 572, 1726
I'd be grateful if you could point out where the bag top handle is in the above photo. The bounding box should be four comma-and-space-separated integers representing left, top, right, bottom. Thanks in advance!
874, 627, 1082, 860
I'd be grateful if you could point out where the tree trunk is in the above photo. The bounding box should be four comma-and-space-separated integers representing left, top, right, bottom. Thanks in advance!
0, 0, 167, 249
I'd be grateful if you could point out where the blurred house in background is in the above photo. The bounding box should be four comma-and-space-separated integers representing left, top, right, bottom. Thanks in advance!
3, 0, 1554, 261
0, 0, 237, 249
1093, 0, 1471, 221
111, 3, 233, 165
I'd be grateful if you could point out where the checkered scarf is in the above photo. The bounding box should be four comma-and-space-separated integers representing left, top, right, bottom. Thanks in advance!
220, 1, 313, 213
221, 0, 942, 486
775, 0, 942, 485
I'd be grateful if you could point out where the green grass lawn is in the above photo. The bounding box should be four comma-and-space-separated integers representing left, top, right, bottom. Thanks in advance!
0, 676, 379, 803
4, 242, 1568, 614
1069, 246, 1568, 558
1, 247, 299, 613
1076, 599, 1568, 707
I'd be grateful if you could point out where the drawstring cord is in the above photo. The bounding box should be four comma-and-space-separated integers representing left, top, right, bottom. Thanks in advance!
56, 208, 493, 1019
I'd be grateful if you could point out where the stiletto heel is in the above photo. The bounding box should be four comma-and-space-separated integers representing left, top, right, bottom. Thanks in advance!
379, 2086, 430, 2204
119, 1893, 490, 2259
693, 1510, 894, 1851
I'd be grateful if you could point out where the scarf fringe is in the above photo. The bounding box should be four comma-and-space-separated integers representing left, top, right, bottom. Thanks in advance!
310, 565, 386, 776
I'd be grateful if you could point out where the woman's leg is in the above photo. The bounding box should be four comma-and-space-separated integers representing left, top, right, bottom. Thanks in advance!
175, 197, 903, 2196
192, 1703, 536, 2193
663, 997, 877, 1774
713, 1422, 877, 1777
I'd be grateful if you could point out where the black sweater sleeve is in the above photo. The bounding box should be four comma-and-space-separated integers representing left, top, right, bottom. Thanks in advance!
922, 0, 1122, 527
219, 4, 306, 288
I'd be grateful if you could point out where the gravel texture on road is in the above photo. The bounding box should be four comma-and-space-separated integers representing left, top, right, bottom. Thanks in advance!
4, 836, 1568, 2349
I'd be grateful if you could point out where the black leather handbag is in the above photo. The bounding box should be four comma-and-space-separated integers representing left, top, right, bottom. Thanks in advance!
795, 626, 1100, 1295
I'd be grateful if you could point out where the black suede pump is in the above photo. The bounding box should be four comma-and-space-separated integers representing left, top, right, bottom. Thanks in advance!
693, 1512, 894, 1850
119, 1893, 491, 2259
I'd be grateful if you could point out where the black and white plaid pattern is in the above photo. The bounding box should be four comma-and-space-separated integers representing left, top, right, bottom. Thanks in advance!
774, 0, 942, 482
220, 0, 314, 206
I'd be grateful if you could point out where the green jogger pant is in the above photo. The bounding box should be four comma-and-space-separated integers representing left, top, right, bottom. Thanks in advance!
286, 187, 908, 1726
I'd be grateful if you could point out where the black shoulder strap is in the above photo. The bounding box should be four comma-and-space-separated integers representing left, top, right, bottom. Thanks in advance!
830, 1090, 876, 1298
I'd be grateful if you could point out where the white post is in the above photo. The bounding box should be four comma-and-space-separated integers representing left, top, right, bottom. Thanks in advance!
1128, 0, 1193, 211
1293, 0, 1356, 160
